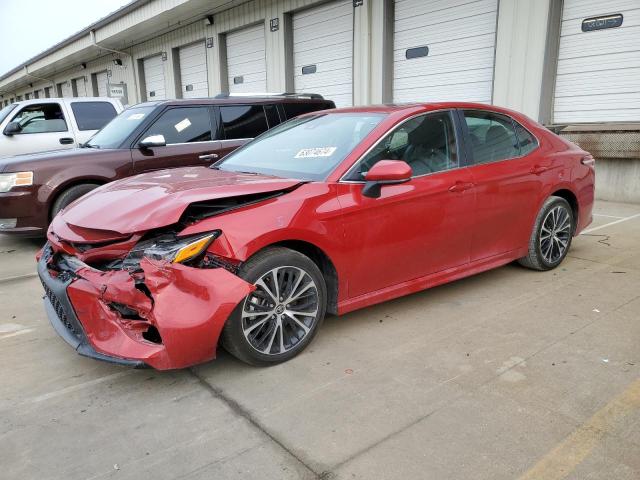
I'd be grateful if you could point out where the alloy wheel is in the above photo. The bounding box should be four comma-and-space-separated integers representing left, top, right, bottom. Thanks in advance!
241, 266, 319, 355
540, 205, 572, 264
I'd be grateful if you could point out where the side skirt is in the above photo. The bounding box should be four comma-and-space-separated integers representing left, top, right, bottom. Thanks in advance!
337, 248, 527, 315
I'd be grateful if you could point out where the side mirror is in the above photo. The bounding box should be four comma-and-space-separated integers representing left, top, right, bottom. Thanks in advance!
139, 134, 166, 149
362, 160, 412, 198
4, 121, 22, 136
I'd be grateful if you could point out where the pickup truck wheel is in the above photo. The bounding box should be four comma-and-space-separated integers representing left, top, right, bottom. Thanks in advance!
51, 184, 100, 220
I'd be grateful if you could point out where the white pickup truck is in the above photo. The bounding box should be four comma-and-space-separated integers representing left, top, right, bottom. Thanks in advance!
0, 97, 123, 157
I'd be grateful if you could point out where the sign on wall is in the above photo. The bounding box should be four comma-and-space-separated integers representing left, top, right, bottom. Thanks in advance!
582, 14, 623, 32
107, 83, 128, 105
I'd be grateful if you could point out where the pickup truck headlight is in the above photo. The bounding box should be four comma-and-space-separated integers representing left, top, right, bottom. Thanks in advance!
123, 231, 220, 269
0, 172, 33, 193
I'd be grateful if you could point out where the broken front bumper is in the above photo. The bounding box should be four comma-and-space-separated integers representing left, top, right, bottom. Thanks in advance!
38, 246, 254, 370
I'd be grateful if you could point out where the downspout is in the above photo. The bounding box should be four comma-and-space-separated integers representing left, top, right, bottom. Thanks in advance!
90, 30, 139, 103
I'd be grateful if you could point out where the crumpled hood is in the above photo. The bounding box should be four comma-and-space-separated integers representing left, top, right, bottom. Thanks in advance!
59, 166, 302, 235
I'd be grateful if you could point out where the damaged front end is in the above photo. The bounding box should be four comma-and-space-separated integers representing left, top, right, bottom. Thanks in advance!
38, 226, 254, 370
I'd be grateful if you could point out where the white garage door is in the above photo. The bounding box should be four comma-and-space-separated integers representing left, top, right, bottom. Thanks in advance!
73, 77, 87, 97
143, 55, 166, 100
292, 1, 353, 108
393, 0, 498, 104
95, 71, 109, 97
179, 42, 208, 98
226, 23, 267, 93
554, 0, 640, 123
59, 81, 73, 98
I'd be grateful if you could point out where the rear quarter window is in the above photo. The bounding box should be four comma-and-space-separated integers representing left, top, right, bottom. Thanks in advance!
71, 102, 117, 131
282, 102, 332, 119
220, 105, 269, 140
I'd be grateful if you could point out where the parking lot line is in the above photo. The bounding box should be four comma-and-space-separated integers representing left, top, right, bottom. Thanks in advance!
0, 328, 34, 340
582, 212, 640, 234
30, 371, 133, 403
517, 378, 640, 480
592, 213, 625, 219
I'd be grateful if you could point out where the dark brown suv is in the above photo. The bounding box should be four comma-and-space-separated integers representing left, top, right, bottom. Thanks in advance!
0, 94, 334, 235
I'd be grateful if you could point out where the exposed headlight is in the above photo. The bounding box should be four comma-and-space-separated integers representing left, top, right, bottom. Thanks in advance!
123, 231, 220, 269
0, 172, 33, 193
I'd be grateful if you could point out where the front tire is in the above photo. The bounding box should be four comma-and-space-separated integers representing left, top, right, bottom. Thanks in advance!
518, 196, 574, 271
221, 247, 327, 366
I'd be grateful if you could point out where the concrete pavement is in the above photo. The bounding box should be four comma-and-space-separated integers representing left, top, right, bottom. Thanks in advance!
1, 200, 639, 479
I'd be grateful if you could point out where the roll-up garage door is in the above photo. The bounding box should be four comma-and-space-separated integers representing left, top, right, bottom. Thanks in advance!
554, 0, 640, 123
179, 42, 208, 98
393, 0, 498, 104
143, 55, 166, 100
73, 77, 87, 97
95, 71, 108, 97
59, 81, 73, 98
292, 1, 353, 108
226, 23, 267, 93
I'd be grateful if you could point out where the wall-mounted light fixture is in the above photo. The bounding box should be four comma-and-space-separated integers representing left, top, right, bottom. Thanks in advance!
113, 58, 123, 66
161, 52, 167, 61
80, 63, 87, 70
205, 15, 214, 25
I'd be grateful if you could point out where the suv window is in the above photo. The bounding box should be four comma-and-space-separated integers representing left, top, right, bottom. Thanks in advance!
71, 102, 117, 131
464, 111, 520, 164
220, 105, 268, 140
348, 111, 458, 179
514, 122, 538, 156
11, 103, 67, 134
283, 102, 329, 119
144, 107, 212, 144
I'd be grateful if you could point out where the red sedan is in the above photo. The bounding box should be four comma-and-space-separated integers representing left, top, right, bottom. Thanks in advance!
38, 102, 595, 369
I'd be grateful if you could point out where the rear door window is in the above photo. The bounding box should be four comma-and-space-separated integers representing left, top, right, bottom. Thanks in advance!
143, 107, 212, 144
10, 103, 67, 133
463, 111, 520, 164
282, 102, 329, 119
70, 102, 117, 131
220, 105, 269, 140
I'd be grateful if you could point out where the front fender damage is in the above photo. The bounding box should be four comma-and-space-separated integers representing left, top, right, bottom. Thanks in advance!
67, 258, 254, 370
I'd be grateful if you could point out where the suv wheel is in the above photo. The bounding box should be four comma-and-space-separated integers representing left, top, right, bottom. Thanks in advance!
51, 184, 99, 220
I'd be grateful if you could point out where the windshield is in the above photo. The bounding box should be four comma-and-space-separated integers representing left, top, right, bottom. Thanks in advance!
86, 105, 155, 149
216, 113, 385, 181
0, 104, 17, 124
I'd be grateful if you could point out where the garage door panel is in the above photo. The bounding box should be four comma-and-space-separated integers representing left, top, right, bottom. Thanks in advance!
554, 0, 640, 123
394, 35, 495, 63
96, 72, 108, 97
179, 42, 208, 98
226, 23, 267, 94
143, 55, 166, 100
393, 0, 497, 104
395, 0, 497, 32
394, 81, 493, 104
293, 0, 353, 108
395, 14, 496, 49
561, 0, 639, 20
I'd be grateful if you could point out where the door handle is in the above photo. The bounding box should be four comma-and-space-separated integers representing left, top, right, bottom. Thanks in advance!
199, 153, 219, 161
59, 137, 74, 145
530, 165, 548, 175
448, 181, 474, 193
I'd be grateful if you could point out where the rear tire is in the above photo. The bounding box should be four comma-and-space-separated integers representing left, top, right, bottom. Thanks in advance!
221, 247, 327, 366
518, 196, 574, 271
51, 184, 100, 220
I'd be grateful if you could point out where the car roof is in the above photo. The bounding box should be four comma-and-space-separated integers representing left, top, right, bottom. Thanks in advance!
134, 95, 334, 109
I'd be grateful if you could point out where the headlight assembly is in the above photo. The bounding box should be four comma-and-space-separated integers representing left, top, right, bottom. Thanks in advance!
0, 172, 33, 193
123, 231, 220, 269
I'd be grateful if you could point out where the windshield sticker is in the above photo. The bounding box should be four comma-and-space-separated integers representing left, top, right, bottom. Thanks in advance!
127, 113, 145, 121
175, 118, 191, 133
294, 147, 337, 158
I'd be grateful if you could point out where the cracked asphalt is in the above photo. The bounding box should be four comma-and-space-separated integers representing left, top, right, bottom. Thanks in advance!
1, 199, 640, 479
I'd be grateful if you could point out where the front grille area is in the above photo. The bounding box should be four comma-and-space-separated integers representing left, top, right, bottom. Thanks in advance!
41, 278, 81, 339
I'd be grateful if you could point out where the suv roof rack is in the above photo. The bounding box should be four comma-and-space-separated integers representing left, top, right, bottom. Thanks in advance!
214, 92, 325, 100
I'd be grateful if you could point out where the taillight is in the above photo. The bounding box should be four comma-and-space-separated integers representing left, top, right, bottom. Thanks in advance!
581, 154, 595, 169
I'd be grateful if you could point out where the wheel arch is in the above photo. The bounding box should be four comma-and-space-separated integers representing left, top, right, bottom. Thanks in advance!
550, 188, 579, 231
261, 239, 339, 315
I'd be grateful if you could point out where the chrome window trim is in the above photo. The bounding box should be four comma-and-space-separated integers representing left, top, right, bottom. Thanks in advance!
338, 108, 463, 183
